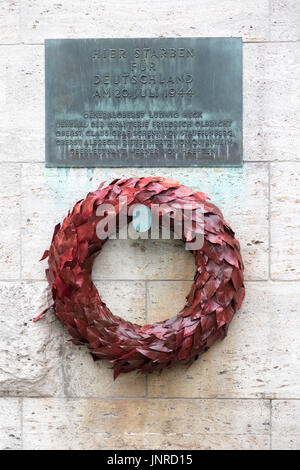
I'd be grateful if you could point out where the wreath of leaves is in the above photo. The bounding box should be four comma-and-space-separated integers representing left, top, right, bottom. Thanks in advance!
38, 177, 245, 379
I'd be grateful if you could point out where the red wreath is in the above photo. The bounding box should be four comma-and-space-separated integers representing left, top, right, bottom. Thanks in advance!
36, 177, 245, 379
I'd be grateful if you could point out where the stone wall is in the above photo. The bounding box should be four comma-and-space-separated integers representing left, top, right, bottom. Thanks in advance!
0, 0, 299, 450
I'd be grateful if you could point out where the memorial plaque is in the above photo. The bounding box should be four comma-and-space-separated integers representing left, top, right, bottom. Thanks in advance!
45, 37, 242, 167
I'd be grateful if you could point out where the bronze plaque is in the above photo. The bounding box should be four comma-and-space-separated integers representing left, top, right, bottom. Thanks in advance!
45, 37, 242, 167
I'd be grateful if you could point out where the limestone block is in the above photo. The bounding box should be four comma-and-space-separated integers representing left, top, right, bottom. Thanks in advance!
244, 43, 300, 161
271, 0, 300, 41
21, 163, 268, 281
0, 281, 64, 396
0, 398, 21, 450
0, 45, 44, 163
271, 162, 300, 279
21, 0, 269, 43
0, 1, 20, 44
62, 280, 147, 397
0, 163, 20, 279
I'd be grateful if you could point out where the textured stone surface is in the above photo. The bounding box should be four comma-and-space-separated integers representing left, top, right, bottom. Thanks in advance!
62, 280, 147, 397
0, 1, 20, 44
0, 164, 20, 279
0, 0, 299, 452
94, 280, 146, 325
21, 163, 268, 281
23, 398, 270, 450
95, 238, 195, 281
244, 42, 300, 161
148, 281, 192, 324
0, 282, 63, 396
272, 400, 300, 450
148, 281, 300, 398
271, 0, 300, 41
271, 163, 300, 280
21, 165, 96, 280
21, 0, 269, 43
0, 398, 22, 450
0, 46, 44, 163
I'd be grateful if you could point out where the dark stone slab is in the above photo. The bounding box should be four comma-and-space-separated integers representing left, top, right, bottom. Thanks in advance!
45, 37, 243, 167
